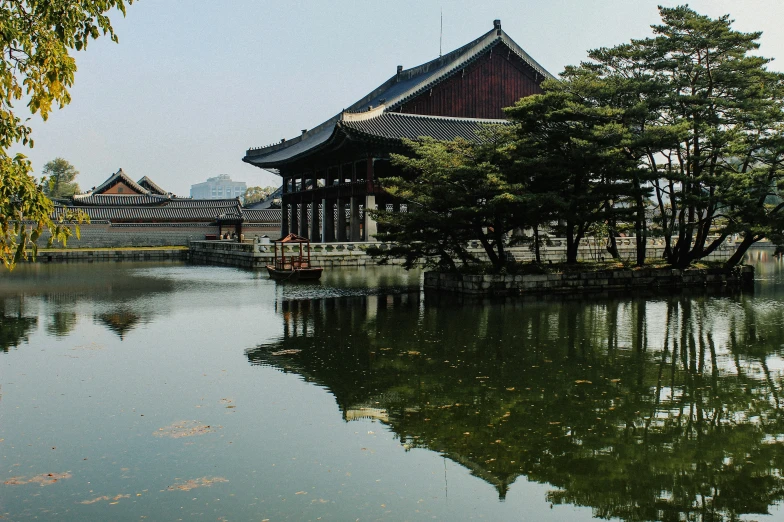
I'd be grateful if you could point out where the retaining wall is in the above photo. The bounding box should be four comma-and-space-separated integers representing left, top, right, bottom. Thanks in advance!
188, 241, 404, 269
34, 247, 188, 263
424, 266, 755, 296
35, 222, 278, 249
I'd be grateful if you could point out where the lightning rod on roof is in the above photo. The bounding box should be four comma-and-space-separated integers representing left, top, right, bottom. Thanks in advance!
439, 9, 443, 57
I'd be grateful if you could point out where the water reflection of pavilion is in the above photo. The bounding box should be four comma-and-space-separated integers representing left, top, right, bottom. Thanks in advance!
248, 291, 784, 519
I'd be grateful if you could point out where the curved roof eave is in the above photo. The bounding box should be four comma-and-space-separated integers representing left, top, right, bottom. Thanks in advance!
243, 23, 554, 170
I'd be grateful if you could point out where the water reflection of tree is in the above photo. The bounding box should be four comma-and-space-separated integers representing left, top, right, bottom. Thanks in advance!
248, 291, 784, 521
46, 311, 77, 337
0, 301, 37, 353
96, 309, 141, 340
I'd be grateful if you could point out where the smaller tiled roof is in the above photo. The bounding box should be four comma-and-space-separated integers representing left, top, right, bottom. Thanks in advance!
137, 176, 167, 195
339, 110, 509, 143
275, 233, 310, 243
54, 203, 241, 222
92, 168, 149, 195
72, 194, 170, 206
165, 198, 241, 207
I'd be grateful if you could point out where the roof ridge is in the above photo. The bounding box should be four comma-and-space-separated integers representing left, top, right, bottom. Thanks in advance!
385, 112, 508, 124
137, 176, 168, 195
90, 168, 150, 196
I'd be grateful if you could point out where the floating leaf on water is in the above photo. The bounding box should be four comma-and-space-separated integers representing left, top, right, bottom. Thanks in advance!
270, 349, 301, 356
154, 421, 220, 439
166, 476, 228, 492
80, 494, 130, 505
575, 380, 593, 384
4, 472, 72, 486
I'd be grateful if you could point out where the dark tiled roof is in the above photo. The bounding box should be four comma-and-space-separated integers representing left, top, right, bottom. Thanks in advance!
242, 209, 281, 223
54, 204, 241, 222
164, 198, 241, 207
243, 23, 553, 168
339, 111, 509, 143
137, 176, 168, 195
91, 168, 149, 195
72, 194, 170, 206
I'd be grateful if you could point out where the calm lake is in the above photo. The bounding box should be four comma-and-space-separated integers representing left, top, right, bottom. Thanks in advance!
2, 250, 784, 521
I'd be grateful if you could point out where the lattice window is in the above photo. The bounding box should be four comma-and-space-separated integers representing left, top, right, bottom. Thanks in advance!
400, 204, 408, 213
359, 205, 364, 220
385, 203, 394, 212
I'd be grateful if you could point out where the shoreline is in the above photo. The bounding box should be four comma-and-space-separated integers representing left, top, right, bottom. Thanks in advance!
30, 246, 188, 263
424, 266, 755, 296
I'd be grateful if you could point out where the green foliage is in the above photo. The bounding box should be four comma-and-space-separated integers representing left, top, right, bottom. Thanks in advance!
504, 82, 643, 264
370, 133, 523, 272
42, 157, 80, 198
582, 5, 784, 267
376, 6, 784, 271
0, 0, 131, 269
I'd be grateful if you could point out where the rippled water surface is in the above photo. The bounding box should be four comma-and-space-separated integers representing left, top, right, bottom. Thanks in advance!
2, 252, 784, 521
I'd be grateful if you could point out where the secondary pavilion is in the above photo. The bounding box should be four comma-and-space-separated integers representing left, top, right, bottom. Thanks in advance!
242, 20, 555, 243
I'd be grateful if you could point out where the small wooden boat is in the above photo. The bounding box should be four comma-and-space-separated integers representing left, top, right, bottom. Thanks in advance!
266, 233, 323, 281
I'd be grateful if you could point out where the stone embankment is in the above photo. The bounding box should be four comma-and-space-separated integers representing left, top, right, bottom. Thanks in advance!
424, 266, 755, 297
189, 236, 758, 270
188, 240, 390, 269
35, 247, 188, 263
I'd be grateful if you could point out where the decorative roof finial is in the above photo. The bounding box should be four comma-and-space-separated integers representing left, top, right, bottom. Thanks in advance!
494, 19, 501, 35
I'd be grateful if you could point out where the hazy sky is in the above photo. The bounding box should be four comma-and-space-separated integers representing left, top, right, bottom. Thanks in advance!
18, 0, 784, 196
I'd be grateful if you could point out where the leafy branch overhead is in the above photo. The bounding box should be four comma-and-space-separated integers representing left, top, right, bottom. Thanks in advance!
0, 0, 133, 269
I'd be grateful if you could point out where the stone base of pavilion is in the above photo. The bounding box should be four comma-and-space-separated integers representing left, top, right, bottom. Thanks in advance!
188, 236, 756, 270
424, 266, 755, 297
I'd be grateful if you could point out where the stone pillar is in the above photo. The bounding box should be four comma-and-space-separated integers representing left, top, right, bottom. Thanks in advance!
336, 197, 347, 242
290, 201, 299, 238
322, 199, 335, 242
281, 202, 289, 237
364, 194, 377, 242
310, 201, 321, 242
349, 196, 361, 242
299, 200, 310, 238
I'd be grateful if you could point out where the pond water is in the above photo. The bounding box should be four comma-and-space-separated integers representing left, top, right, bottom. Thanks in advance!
2, 251, 784, 521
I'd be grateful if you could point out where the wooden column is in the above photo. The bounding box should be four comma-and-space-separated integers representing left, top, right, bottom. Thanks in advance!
336, 197, 347, 242
323, 198, 335, 242
299, 199, 309, 238
281, 203, 290, 237
310, 201, 321, 242
290, 200, 299, 238
350, 196, 361, 242
364, 194, 377, 242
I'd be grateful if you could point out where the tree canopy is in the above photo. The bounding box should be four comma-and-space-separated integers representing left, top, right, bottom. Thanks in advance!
42, 158, 80, 199
0, 0, 132, 269
373, 5, 784, 271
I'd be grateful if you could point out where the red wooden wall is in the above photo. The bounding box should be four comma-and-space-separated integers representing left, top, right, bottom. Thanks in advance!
399, 46, 544, 119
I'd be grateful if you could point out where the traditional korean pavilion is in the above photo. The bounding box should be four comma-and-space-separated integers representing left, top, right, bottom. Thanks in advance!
243, 20, 554, 242
48, 168, 280, 247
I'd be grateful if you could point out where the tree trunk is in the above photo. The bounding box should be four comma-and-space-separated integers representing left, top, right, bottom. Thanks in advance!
533, 224, 541, 264
724, 234, 757, 268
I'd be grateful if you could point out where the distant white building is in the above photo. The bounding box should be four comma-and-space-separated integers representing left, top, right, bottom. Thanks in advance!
190, 174, 246, 201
